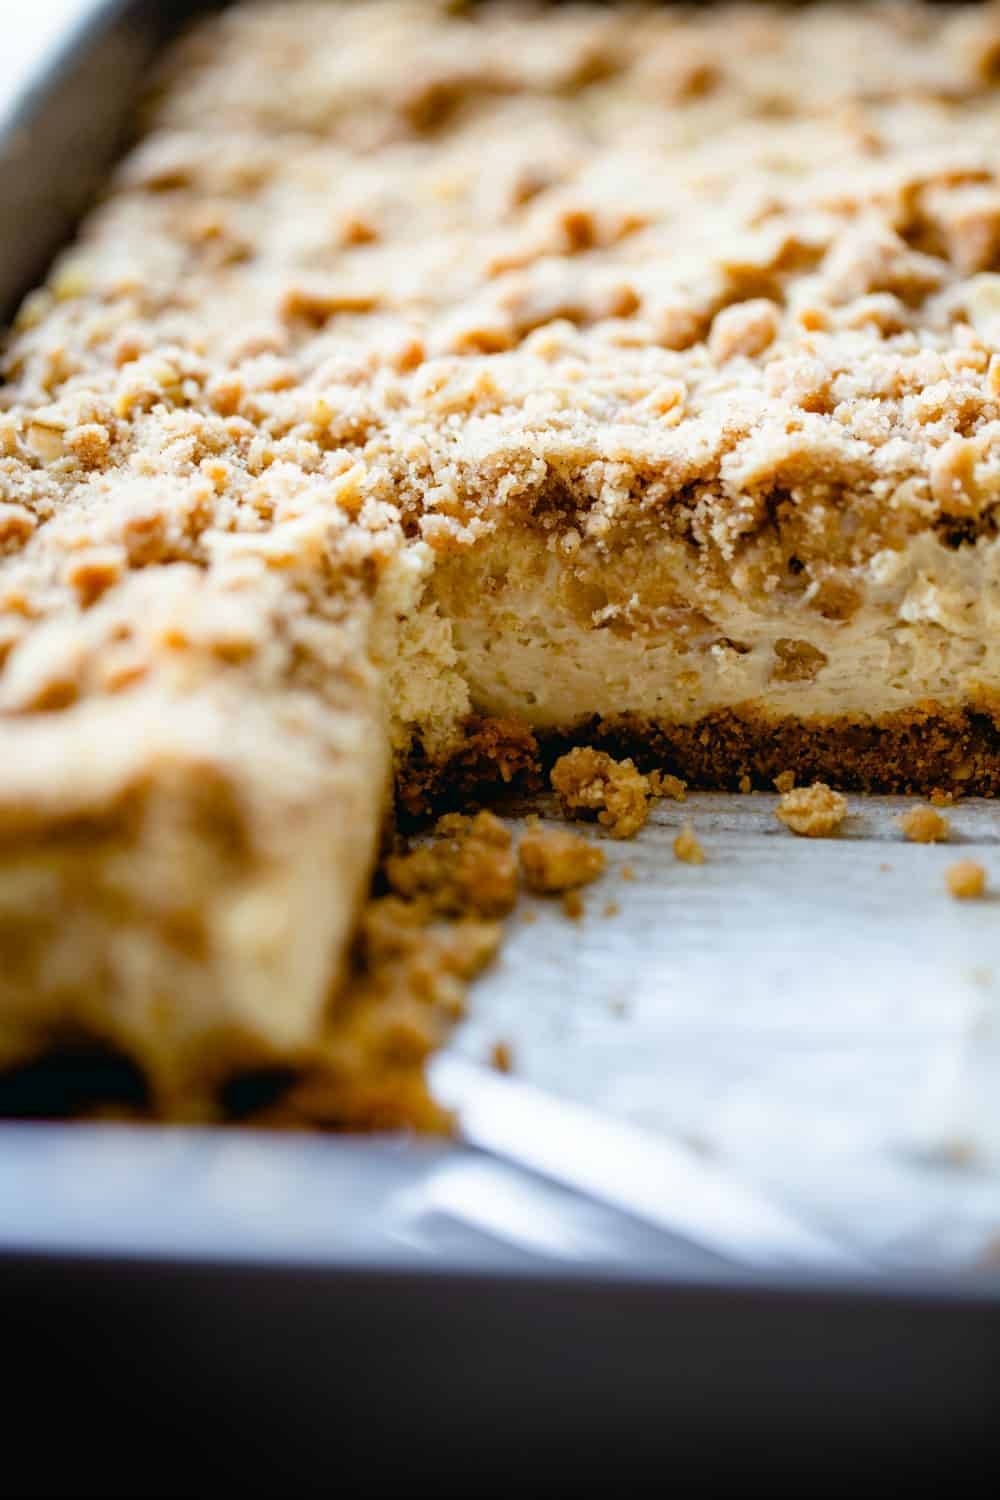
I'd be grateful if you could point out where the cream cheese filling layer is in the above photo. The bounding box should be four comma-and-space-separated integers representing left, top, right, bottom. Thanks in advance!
416, 530, 1000, 735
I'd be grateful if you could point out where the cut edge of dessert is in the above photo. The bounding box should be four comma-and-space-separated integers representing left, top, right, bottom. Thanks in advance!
4, 0, 1000, 1125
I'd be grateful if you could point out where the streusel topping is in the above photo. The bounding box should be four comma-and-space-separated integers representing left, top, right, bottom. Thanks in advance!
7, 2, 1000, 752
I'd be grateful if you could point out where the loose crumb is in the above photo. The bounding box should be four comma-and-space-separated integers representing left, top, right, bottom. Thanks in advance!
385, 809, 518, 917
879, 862, 892, 872
266, 839, 507, 1132
930, 789, 956, 808
649, 771, 687, 802
603, 900, 620, 918
551, 746, 650, 839
673, 823, 705, 864
899, 804, 950, 843
521, 908, 538, 925
620, 865, 636, 881
561, 889, 585, 920
518, 824, 605, 893
775, 782, 848, 838
773, 770, 796, 793
490, 1040, 513, 1073
945, 860, 986, 900
738, 775, 752, 795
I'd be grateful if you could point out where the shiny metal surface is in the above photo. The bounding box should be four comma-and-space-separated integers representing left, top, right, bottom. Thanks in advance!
431, 1056, 871, 1272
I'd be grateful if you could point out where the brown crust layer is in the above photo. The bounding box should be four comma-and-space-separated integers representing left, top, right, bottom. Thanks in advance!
402, 701, 1000, 807
398, 716, 542, 817
593, 703, 1000, 796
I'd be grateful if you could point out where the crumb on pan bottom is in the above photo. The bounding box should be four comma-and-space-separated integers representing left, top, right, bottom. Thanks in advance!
945, 860, 987, 900
775, 783, 848, 838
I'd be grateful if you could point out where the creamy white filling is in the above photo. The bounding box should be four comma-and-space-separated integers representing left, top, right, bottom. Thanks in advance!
416, 531, 1000, 734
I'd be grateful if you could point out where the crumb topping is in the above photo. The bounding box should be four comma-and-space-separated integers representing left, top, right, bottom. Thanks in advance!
518, 824, 605, 893
7, 0, 1000, 770
649, 771, 687, 802
550, 746, 650, 838
489, 1039, 513, 1073
775, 781, 848, 837
257, 826, 509, 1129
561, 889, 585, 920
945, 859, 987, 899
384, 809, 518, 918
899, 804, 951, 843
672, 824, 705, 864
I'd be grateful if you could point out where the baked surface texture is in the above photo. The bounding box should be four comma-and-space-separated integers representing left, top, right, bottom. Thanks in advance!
4, 0, 1000, 1115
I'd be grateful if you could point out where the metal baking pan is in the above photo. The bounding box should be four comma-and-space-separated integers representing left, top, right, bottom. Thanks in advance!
1, 3, 999, 1492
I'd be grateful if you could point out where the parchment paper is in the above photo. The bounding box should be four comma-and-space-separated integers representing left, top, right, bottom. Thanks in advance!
449, 792, 1000, 1272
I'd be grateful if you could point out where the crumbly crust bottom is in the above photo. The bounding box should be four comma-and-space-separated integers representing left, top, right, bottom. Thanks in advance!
398, 717, 543, 817
401, 702, 1000, 806
591, 703, 1000, 796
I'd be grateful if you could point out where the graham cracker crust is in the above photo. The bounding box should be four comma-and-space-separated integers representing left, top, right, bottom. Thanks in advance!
594, 703, 1000, 796
398, 717, 542, 817
401, 702, 1000, 807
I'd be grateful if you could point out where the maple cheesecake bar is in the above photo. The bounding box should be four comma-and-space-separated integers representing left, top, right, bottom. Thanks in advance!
3, 0, 1000, 1117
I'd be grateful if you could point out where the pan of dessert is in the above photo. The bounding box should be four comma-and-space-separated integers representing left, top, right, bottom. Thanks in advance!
1, 3, 999, 1487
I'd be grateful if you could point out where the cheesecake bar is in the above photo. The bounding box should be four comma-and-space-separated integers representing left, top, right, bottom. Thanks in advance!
3, 1, 1000, 1118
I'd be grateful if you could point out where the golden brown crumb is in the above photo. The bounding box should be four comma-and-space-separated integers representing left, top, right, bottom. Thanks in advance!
435, 809, 510, 848
738, 775, 752, 795
490, 1040, 513, 1074
253, 795, 531, 1129
775, 783, 848, 838
398, 719, 541, 820
261, 886, 503, 1132
709, 297, 780, 362
385, 810, 517, 918
620, 864, 636, 881
673, 824, 705, 864
946, 860, 987, 900
930, 789, 956, 808
521, 908, 538, 925
773, 770, 796, 794
518, 825, 605, 893
648, 771, 687, 802
551, 747, 650, 839
603, 900, 620, 918
879, 862, 892, 872
561, 889, 585, 920
899, 805, 950, 843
